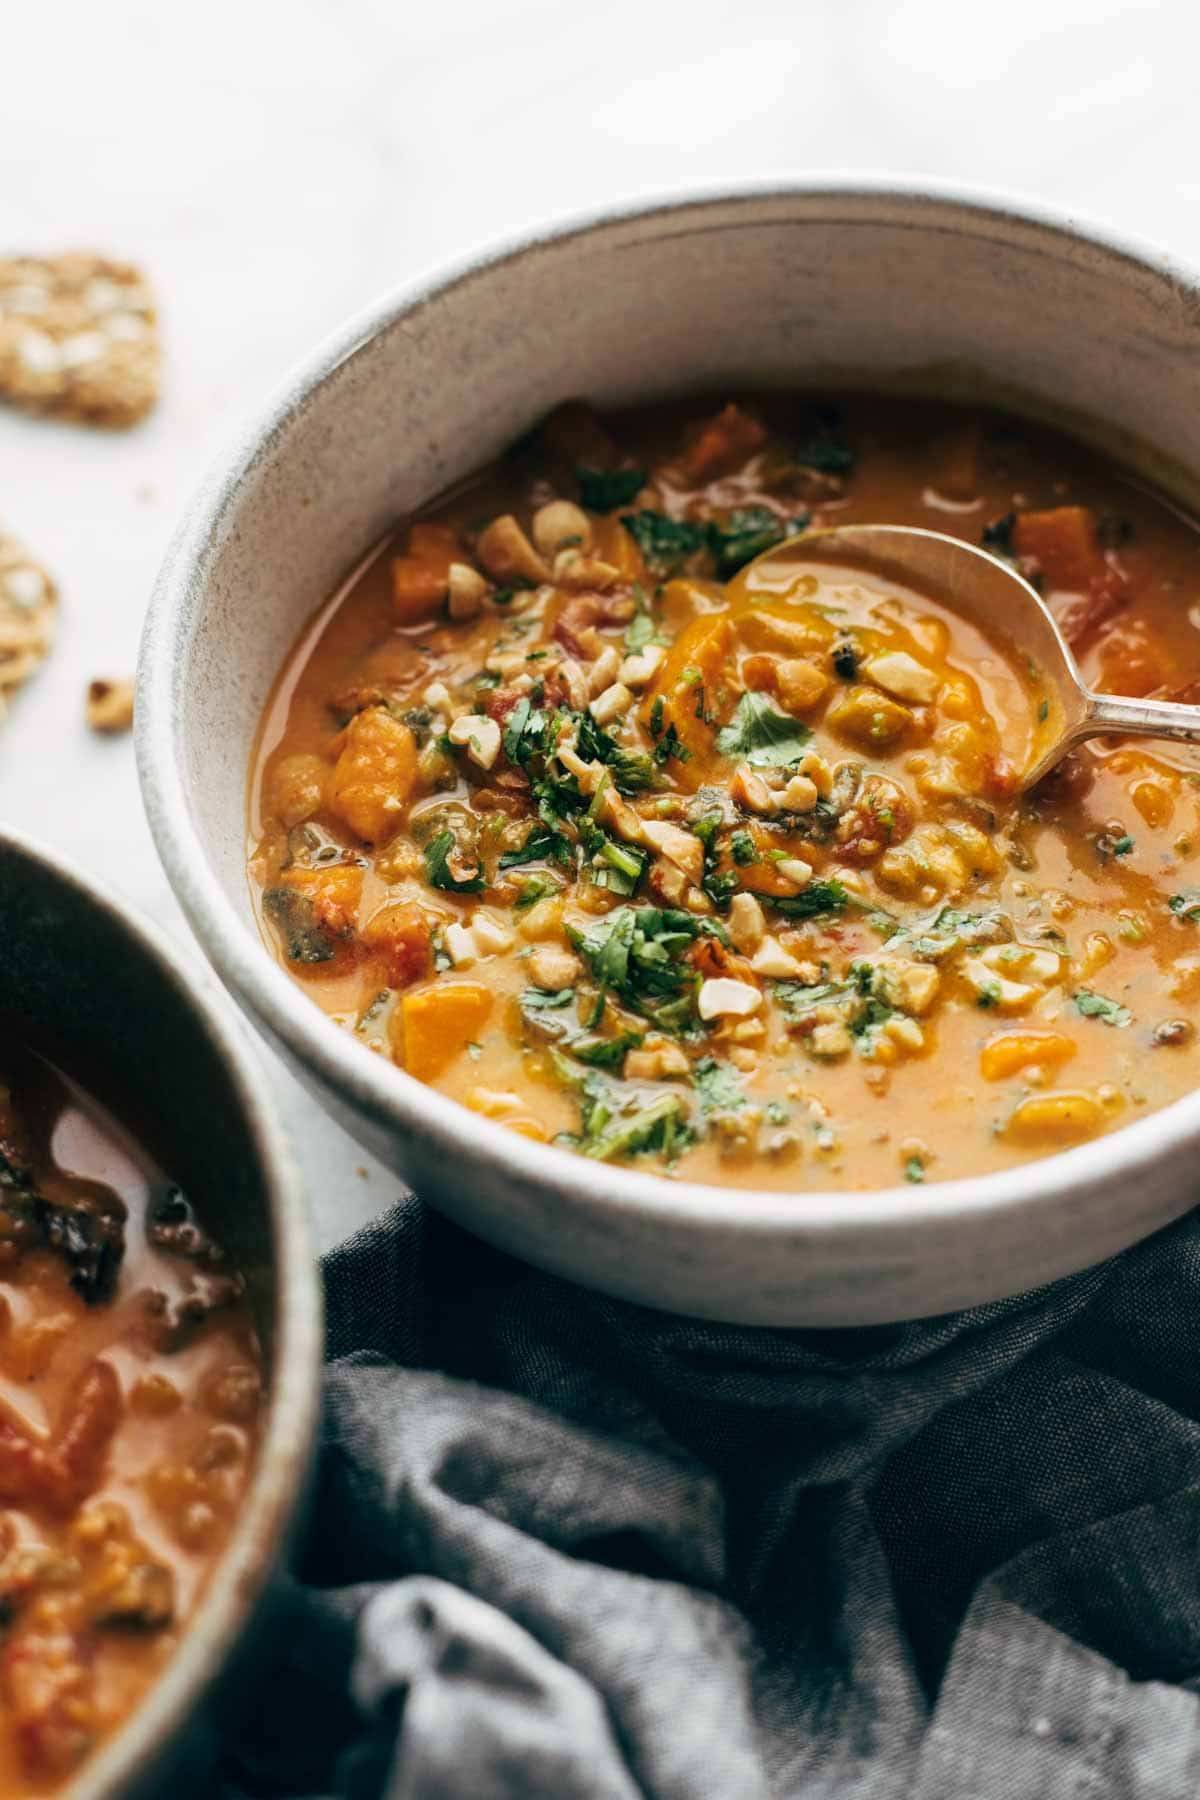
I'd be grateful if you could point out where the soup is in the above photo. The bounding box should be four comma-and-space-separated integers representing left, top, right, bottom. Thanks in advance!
0, 1040, 262, 1790
250, 396, 1200, 1190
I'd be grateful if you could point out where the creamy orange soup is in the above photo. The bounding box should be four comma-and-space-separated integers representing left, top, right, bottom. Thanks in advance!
250, 396, 1200, 1189
0, 1040, 262, 1792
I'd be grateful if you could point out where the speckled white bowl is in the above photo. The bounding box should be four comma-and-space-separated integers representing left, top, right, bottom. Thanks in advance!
138, 179, 1200, 1326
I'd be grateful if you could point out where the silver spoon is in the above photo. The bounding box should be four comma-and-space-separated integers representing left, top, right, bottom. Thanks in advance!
739, 523, 1200, 791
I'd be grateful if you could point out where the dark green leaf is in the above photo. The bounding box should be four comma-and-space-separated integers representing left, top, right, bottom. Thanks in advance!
705, 507, 808, 577
772, 879, 849, 921
568, 1031, 644, 1068
577, 465, 647, 511
498, 824, 573, 869
582, 1094, 688, 1162
1074, 989, 1133, 1027
620, 510, 707, 575
692, 1057, 744, 1118
423, 830, 485, 894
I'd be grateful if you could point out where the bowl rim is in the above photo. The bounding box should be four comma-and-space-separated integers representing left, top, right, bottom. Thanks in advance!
137, 172, 1200, 1246
0, 826, 324, 1800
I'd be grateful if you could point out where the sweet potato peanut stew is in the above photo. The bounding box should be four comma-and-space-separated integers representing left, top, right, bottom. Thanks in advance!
0, 1042, 262, 1791
251, 396, 1200, 1190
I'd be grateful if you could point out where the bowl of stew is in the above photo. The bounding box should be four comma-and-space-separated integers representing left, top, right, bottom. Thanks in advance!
0, 828, 321, 1795
139, 179, 1200, 1326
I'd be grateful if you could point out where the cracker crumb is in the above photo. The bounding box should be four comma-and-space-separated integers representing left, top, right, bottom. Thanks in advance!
0, 530, 57, 719
86, 677, 134, 734
0, 253, 161, 427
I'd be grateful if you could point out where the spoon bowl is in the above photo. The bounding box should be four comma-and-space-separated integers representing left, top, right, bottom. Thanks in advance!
739, 524, 1200, 789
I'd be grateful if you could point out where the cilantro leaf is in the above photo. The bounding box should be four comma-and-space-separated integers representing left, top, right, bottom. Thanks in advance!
577, 465, 647, 512
771, 879, 849, 921
575, 712, 655, 793
1074, 989, 1133, 1028
692, 1057, 744, 1118
1169, 890, 1200, 923
423, 829, 485, 894
904, 1156, 926, 1184
568, 1031, 643, 1069
582, 1094, 688, 1162
499, 824, 573, 869
715, 691, 812, 766
620, 510, 707, 575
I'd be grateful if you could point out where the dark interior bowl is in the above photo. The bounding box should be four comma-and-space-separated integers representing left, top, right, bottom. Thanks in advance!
0, 827, 322, 1799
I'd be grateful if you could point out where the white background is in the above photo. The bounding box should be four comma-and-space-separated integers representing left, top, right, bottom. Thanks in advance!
3, 0, 1198, 1247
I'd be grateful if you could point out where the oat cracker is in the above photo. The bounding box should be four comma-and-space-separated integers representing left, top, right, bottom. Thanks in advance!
0, 253, 161, 427
0, 531, 57, 719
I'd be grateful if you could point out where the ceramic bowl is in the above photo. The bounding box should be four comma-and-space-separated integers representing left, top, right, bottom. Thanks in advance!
0, 828, 322, 1797
138, 179, 1200, 1327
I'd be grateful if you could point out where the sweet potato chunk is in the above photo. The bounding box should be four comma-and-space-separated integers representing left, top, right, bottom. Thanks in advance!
391, 522, 461, 623
1013, 507, 1106, 594
980, 1031, 1077, 1082
640, 614, 735, 773
329, 708, 417, 844
361, 903, 432, 988
397, 983, 493, 1082
677, 404, 767, 485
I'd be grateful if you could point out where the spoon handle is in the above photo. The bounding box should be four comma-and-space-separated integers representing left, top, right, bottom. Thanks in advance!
1085, 691, 1200, 750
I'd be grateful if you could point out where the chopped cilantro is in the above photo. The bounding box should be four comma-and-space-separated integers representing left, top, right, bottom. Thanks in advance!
649, 695, 665, 736
715, 690, 812, 766
904, 1156, 926, 1184
705, 507, 809, 577
498, 823, 573, 869
624, 609, 656, 652
772, 879, 849, 921
570, 906, 709, 1019
1074, 989, 1133, 1028
582, 828, 647, 896
576, 712, 656, 793
475, 669, 503, 690
512, 873, 562, 912
620, 510, 707, 575
582, 1094, 688, 1163
1037, 698, 1049, 723
975, 981, 1002, 1010
577, 465, 647, 512
1111, 834, 1135, 856
730, 829, 758, 866
423, 830, 485, 894
568, 1031, 643, 1069
652, 721, 691, 767
692, 1057, 745, 1118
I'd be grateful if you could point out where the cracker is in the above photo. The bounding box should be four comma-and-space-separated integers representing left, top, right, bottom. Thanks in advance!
0, 531, 57, 718
0, 253, 160, 427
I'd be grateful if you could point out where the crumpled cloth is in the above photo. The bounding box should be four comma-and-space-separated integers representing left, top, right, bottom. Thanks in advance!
222, 1194, 1200, 1799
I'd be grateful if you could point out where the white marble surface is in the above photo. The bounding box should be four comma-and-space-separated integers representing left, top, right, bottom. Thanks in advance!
4, 0, 1200, 1250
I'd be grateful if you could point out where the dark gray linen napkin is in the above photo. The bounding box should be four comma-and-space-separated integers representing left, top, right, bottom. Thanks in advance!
223, 1194, 1200, 1799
